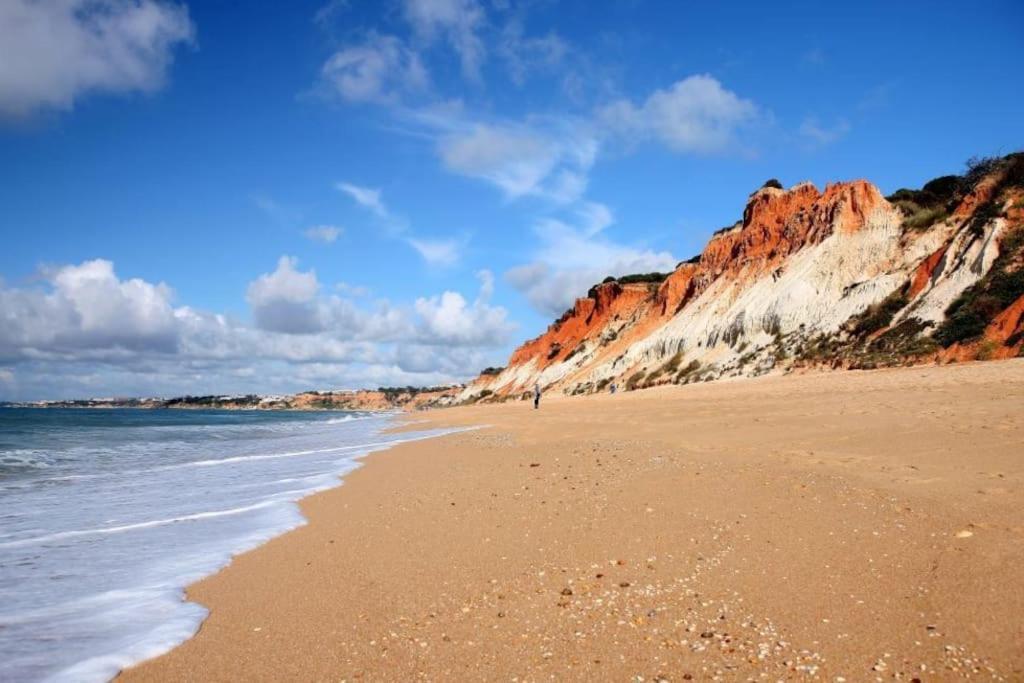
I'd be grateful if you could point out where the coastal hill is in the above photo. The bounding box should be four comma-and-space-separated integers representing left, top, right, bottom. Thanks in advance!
458, 152, 1024, 403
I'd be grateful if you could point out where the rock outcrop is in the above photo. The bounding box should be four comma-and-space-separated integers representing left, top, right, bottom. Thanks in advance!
462, 153, 1024, 402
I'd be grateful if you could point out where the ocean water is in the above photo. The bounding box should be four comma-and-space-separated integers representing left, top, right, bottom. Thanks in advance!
0, 407, 455, 682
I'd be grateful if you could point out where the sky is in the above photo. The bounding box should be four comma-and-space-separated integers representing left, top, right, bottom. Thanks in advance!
0, 0, 1022, 400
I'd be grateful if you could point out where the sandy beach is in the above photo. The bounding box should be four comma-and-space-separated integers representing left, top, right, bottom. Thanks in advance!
122, 360, 1024, 681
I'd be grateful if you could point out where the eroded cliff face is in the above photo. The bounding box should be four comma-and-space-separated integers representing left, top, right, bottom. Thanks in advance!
463, 154, 1024, 402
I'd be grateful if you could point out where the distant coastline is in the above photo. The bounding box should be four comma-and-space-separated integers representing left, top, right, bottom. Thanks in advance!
0, 385, 462, 412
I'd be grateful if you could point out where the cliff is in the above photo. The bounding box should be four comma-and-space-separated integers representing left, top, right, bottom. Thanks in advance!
463, 153, 1024, 402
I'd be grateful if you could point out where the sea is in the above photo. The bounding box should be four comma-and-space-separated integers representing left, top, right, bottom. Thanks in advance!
0, 407, 455, 682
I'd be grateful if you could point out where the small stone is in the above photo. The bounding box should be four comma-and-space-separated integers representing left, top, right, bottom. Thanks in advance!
955, 530, 973, 538
700, 631, 714, 639
561, 588, 573, 596
619, 581, 631, 588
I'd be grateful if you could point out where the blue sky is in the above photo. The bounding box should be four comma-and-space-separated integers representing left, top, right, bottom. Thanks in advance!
1, 0, 1021, 400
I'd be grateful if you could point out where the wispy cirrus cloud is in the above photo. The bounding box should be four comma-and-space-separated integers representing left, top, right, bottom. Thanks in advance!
799, 116, 850, 147
402, 0, 486, 81
336, 181, 389, 217
304, 225, 343, 244
336, 180, 468, 266
318, 32, 429, 105
407, 237, 463, 267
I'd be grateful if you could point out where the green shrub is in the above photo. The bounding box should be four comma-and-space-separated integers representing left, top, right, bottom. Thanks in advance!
674, 360, 701, 382
625, 370, 646, 390
617, 272, 669, 285
887, 175, 963, 213
762, 178, 783, 190
1002, 152, 1024, 188
662, 350, 684, 374
852, 291, 909, 336
933, 228, 1024, 347
965, 155, 1002, 188
967, 199, 1003, 237
902, 205, 948, 231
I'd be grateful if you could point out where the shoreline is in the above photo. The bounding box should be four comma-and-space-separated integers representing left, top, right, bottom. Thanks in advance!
122, 360, 1024, 681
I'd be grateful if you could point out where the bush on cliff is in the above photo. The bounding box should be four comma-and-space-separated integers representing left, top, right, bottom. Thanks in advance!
933, 227, 1024, 347
625, 370, 646, 391
900, 205, 949, 231
851, 289, 910, 336
616, 272, 669, 285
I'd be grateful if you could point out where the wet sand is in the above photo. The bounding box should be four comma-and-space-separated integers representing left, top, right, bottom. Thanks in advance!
122, 360, 1024, 681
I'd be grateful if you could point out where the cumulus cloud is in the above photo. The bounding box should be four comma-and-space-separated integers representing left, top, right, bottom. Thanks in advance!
246, 256, 323, 334
0, 0, 195, 119
600, 74, 759, 154
304, 225, 342, 244
402, 0, 485, 80
506, 207, 676, 317
413, 270, 513, 346
319, 33, 428, 104
0, 259, 178, 357
0, 257, 516, 400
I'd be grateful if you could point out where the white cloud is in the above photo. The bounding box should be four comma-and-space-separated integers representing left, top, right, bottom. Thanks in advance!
407, 237, 462, 267
319, 33, 428, 104
436, 119, 597, 203
335, 281, 370, 297
336, 181, 388, 217
0, 0, 195, 119
505, 209, 676, 317
413, 270, 513, 346
246, 256, 323, 334
304, 225, 342, 244
0, 259, 179, 356
0, 257, 516, 400
403, 0, 485, 80
335, 179, 469, 266
497, 21, 567, 86
600, 74, 759, 154
799, 116, 850, 147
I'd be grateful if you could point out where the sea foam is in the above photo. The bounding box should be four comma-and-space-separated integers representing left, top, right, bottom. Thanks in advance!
0, 407, 457, 682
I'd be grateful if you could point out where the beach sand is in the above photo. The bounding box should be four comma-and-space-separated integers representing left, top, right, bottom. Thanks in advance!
122, 360, 1024, 681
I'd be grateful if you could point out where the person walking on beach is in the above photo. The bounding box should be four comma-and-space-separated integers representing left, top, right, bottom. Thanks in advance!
533, 383, 541, 409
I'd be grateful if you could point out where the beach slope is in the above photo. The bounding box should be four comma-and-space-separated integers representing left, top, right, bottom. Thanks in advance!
123, 360, 1024, 681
